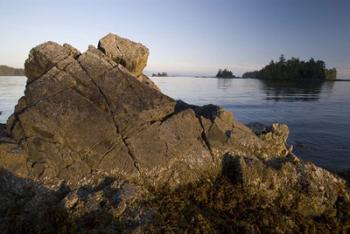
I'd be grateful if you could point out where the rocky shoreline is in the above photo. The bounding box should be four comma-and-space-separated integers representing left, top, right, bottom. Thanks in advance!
0, 33, 349, 233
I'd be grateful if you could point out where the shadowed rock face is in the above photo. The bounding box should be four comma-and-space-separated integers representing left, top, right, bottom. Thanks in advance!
0, 34, 349, 232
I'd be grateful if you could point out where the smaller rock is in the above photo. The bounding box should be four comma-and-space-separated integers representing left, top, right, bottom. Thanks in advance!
85, 190, 105, 211
247, 122, 269, 135
112, 182, 142, 215
98, 33, 149, 77
25, 41, 71, 81
64, 191, 79, 209
261, 123, 289, 144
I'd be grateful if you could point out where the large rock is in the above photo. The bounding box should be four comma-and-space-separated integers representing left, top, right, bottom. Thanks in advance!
0, 33, 349, 232
7, 39, 180, 186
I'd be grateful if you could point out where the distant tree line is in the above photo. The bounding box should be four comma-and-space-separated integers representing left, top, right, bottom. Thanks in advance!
152, 72, 168, 77
242, 55, 336, 80
0, 65, 25, 76
216, 69, 236, 78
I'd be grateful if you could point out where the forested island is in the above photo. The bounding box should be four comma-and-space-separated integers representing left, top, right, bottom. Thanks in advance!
242, 55, 337, 80
0, 65, 25, 76
152, 72, 168, 77
216, 69, 236, 78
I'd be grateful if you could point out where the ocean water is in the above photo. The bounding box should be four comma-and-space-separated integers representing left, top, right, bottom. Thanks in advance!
151, 76, 350, 172
0, 76, 26, 123
0, 76, 349, 171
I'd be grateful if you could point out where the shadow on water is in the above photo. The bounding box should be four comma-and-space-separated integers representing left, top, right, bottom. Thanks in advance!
258, 79, 335, 102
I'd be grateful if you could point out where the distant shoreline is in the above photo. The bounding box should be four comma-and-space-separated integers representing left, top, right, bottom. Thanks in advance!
0, 65, 25, 76
333, 79, 350, 82
0, 75, 26, 77
1, 75, 349, 82
151, 76, 350, 81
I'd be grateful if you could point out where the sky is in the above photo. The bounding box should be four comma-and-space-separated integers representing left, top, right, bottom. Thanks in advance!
0, 0, 349, 78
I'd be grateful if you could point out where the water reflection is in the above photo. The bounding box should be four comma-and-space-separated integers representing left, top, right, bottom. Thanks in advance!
217, 78, 233, 90
258, 79, 335, 102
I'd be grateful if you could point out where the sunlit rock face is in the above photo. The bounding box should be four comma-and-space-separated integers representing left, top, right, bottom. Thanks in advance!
0, 33, 349, 233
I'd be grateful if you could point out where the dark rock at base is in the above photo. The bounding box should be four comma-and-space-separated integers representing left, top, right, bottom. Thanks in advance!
335, 169, 350, 187
0, 33, 349, 233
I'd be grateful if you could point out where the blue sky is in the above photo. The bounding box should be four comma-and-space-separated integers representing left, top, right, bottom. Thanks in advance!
0, 0, 349, 77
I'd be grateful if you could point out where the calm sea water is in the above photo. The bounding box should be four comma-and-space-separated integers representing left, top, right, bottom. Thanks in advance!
0, 76, 349, 171
0, 76, 26, 123
151, 76, 350, 172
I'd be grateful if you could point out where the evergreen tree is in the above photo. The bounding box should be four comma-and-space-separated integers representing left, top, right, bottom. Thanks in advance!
216, 69, 235, 78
